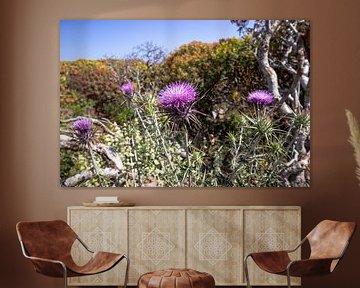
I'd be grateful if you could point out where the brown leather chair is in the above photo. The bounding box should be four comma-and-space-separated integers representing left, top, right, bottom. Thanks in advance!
244, 220, 356, 288
16, 220, 129, 288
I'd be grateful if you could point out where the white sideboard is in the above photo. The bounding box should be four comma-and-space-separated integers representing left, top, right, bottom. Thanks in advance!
67, 206, 301, 286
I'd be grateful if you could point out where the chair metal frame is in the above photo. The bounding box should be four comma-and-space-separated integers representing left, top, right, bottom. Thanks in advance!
18, 227, 129, 288
244, 236, 351, 288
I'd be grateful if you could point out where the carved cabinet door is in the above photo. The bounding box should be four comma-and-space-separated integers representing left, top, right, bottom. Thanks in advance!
128, 209, 186, 284
186, 209, 243, 285
243, 208, 301, 286
67, 208, 128, 286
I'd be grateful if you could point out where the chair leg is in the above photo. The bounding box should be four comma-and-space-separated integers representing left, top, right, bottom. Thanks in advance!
123, 255, 130, 288
62, 264, 68, 288
244, 255, 252, 288
286, 269, 291, 288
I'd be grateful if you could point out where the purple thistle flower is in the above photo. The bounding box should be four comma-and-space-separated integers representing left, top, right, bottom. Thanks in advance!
247, 90, 274, 106
158, 81, 201, 128
120, 82, 134, 95
158, 81, 197, 112
73, 117, 93, 144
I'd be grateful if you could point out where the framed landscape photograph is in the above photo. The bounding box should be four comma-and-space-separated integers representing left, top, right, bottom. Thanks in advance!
60, 20, 310, 188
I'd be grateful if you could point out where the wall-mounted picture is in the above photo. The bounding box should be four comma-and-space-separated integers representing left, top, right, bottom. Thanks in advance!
60, 20, 310, 188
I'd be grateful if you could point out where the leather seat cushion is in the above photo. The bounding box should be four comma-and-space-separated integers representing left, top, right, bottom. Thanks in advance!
138, 268, 215, 288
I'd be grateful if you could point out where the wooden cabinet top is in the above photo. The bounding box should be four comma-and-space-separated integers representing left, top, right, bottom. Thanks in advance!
69, 205, 301, 210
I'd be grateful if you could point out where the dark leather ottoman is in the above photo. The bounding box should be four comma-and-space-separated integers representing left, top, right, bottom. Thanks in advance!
138, 268, 215, 288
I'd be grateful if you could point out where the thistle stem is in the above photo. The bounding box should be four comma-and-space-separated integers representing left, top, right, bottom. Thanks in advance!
184, 126, 192, 187
89, 145, 104, 187
130, 135, 142, 187
154, 120, 175, 170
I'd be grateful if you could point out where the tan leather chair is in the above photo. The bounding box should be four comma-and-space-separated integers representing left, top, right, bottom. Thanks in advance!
16, 220, 129, 288
244, 220, 356, 288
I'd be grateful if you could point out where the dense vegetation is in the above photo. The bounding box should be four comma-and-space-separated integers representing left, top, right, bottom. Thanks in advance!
60, 22, 310, 187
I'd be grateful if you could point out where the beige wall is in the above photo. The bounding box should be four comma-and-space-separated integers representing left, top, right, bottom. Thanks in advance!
1, 0, 360, 287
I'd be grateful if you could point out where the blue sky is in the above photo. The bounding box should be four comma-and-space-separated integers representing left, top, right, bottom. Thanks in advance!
60, 20, 240, 61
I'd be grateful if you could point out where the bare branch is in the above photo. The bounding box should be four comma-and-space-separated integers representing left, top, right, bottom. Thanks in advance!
60, 135, 124, 172
256, 20, 294, 114
94, 143, 124, 171
60, 134, 76, 149
63, 168, 123, 187
127, 41, 167, 66
282, 152, 310, 187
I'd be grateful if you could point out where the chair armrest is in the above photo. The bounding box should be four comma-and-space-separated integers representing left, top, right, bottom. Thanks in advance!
25, 255, 67, 277
248, 250, 290, 258
27, 255, 66, 268
19, 240, 67, 277
287, 258, 335, 277
26, 255, 65, 265
247, 251, 291, 274
246, 236, 306, 258
76, 236, 94, 253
